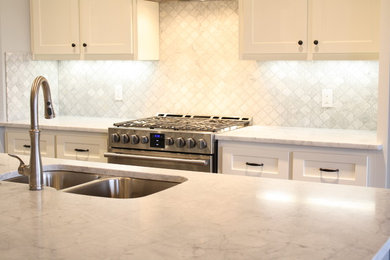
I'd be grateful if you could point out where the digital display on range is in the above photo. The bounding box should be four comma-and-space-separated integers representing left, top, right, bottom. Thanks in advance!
150, 133, 165, 148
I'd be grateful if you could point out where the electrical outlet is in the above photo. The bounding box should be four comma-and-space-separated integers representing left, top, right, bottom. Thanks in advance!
322, 89, 333, 108
115, 85, 123, 101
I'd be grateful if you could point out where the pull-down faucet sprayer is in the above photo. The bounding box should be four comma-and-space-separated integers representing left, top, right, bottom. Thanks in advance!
9, 76, 55, 190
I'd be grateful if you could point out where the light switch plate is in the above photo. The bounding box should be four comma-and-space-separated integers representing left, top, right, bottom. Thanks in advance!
322, 89, 333, 108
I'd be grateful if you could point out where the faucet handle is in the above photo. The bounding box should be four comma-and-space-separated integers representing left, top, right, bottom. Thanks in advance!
8, 154, 29, 176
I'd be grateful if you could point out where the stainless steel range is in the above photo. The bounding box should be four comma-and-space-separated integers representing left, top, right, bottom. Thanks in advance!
104, 114, 251, 172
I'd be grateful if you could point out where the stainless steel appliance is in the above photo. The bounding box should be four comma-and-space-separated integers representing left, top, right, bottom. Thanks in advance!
104, 114, 251, 172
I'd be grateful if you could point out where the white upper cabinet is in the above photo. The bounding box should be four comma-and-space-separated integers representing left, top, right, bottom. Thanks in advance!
30, 0, 80, 57
310, 0, 380, 58
30, 0, 159, 60
239, 0, 308, 60
79, 0, 134, 58
239, 0, 380, 60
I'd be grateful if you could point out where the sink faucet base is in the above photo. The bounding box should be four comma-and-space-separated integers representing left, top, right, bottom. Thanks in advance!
29, 129, 43, 190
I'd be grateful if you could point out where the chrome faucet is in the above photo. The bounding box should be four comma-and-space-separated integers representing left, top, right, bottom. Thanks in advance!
8, 76, 55, 190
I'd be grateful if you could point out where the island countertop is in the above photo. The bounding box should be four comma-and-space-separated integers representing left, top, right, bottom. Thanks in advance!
1, 153, 390, 260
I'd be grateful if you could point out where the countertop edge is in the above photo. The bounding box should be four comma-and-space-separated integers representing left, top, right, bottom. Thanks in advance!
0, 117, 127, 133
216, 135, 383, 151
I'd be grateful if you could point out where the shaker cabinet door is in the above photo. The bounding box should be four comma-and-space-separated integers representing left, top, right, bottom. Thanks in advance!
56, 133, 107, 162
239, 0, 308, 59
222, 144, 290, 179
79, 0, 134, 57
292, 151, 368, 186
311, 0, 380, 55
6, 130, 55, 158
30, 0, 80, 56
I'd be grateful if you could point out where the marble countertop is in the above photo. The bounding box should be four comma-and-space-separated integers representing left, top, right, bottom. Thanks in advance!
0, 116, 127, 133
1, 153, 390, 259
216, 125, 382, 150
1, 118, 381, 150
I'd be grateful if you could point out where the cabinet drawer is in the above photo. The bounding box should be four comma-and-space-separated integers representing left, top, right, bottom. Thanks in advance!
6, 131, 55, 158
292, 151, 368, 186
56, 134, 107, 162
222, 146, 289, 179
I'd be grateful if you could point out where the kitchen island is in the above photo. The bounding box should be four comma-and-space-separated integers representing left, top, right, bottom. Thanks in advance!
1, 153, 390, 259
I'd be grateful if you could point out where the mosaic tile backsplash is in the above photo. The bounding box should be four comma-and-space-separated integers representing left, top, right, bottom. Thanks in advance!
5, 0, 378, 130
5, 53, 58, 122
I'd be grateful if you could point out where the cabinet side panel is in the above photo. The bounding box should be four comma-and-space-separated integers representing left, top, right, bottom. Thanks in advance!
135, 0, 159, 60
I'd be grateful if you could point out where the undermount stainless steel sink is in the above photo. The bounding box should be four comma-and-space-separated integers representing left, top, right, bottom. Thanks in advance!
4, 170, 101, 190
62, 177, 182, 199
3, 166, 186, 198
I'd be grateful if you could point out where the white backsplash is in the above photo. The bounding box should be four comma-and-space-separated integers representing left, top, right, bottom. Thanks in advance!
5, 0, 378, 130
5, 53, 59, 122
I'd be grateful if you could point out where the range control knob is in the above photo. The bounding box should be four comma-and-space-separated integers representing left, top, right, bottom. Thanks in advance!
130, 135, 140, 144
186, 138, 196, 148
175, 137, 186, 148
198, 139, 207, 149
121, 134, 130, 144
111, 133, 120, 143
141, 136, 149, 144
165, 137, 174, 146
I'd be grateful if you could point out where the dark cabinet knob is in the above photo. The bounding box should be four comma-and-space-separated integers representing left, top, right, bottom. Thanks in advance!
83, 43, 87, 47
313, 40, 319, 45
298, 40, 303, 46
71, 43, 76, 47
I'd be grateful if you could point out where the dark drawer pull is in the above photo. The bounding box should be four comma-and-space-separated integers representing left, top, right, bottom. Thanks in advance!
319, 168, 339, 173
246, 162, 264, 167
74, 148, 89, 152
23, 145, 31, 148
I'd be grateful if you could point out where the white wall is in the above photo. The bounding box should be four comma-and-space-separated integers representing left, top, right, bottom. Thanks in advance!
0, 0, 30, 120
377, 0, 390, 187
0, 0, 30, 152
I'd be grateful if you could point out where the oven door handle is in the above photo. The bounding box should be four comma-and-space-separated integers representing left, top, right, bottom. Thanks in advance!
104, 152, 210, 166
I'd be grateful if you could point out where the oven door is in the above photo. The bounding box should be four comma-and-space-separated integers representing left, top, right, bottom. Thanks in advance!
104, 149, 215, 173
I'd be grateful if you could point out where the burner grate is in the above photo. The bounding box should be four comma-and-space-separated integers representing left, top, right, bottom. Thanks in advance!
114, 114, 251, 132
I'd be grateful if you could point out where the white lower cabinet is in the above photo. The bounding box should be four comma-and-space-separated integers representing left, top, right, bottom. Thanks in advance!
5, 128, 107, 162
5, 130, 55, 158
292, 151, 368, 186
221, 143, 290, 179
56, 133, 107, 162
219, 141, 374, 187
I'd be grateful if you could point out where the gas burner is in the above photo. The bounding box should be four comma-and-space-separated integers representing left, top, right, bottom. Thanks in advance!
114, 114, 251, 133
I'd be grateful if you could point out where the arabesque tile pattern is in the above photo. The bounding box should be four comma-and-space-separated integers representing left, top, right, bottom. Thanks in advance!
5, 0, 378, 130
